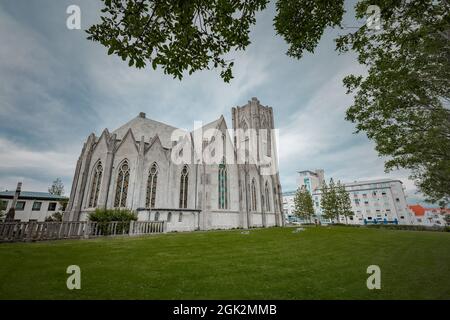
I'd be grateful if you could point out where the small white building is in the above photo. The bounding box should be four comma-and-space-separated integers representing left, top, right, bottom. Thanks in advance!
0, 191, 66, 222
409, 205, 449, 227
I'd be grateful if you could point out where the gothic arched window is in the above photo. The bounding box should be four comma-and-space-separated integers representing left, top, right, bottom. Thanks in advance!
265, 181, 271, 212
179, 165, 189, 208
146, 163, 158, 208
251, 179, 257, 211
154, 212, 160, 221
218, 163, 228, 209
167, 212, 172, 222
88, 161, 103, 207
114, 160, 130, 208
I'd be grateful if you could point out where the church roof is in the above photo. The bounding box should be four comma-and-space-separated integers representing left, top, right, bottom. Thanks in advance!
112, 113, 227, 149
112, 113, 180, 149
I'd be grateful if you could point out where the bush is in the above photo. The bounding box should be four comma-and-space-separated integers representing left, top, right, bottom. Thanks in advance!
45, 212, 63, 222
88, 209, 137, 235
329, 223, 449, 232
88, 208, 137, 222
366, 224, 449, 232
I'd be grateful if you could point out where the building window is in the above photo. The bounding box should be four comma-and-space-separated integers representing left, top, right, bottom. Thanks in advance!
154, 212, 160, 221
178, 212, 183, 222
114, 160, 130, 208
146, 163, 158, 208
89, 161, 103, 207
265, 181, 271, 212
32, 202, 42, 211
218, 163, 228, 209
179, 165, 189, 208
251, 179, 257, 211
48, 202, 57, 211
15, 201, 26, 211
167, 212, 172, 222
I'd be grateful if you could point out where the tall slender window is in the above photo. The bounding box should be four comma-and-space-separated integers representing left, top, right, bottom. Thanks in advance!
265, 181, 271, 212
251, 178, 257, 211
89, 162, 103, 207
218, 163, 228, 209
114, 160, 130, 208
179, 165, 189, 208
146, 163, 158, 208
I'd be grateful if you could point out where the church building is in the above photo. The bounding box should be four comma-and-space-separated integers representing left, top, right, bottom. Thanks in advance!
65, 97, 284, 231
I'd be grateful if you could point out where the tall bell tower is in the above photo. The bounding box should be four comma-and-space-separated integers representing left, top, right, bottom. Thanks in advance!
232, 97, 284, 228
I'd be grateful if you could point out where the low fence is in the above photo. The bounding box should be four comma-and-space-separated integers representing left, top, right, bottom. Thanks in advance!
0, 220, 165, 243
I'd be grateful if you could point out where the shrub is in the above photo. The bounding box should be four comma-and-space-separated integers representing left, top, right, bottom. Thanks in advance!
89, 208, 137, 222
45, 212, 63, 222
88, 209, 137, 235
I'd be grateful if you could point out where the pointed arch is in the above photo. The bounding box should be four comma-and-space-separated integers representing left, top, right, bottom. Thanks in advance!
88, 161, 103, 208
265, 181, 271, 212
145, 162, 158, 208
114, 159, 130, 208
251, 178, 257, 212
179, 165, 189, 208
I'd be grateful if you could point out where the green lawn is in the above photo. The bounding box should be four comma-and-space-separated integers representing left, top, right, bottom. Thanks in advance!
0, 226, 449, 299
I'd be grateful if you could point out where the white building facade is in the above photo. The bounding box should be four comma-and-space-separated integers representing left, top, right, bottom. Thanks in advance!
283, 174, 414, 225
0, 191, 65, 222
312, 179, 414, 225
409, 205, 449, 227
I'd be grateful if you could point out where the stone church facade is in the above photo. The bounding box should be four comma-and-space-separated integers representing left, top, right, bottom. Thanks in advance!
64, 97, 284, 231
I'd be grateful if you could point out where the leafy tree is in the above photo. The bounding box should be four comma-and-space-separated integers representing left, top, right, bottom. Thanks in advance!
48, 178, 64, 196
88, 1, 450, 206
320, 178, 339, 222
336, 0, 450, 208
444, 213, 450, 226
293, 186, 315, 223
336, 181, 353, 224
87, 0, 268, 82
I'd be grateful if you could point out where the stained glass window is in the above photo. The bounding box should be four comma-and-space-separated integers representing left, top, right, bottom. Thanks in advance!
145, 163, 158, 208
89, 162, 103, 207
114, 160, 130, 208
218, 163, 228, 209
265, 181, 271, 212
251, 178, 257, 211
179, 165, 189, 208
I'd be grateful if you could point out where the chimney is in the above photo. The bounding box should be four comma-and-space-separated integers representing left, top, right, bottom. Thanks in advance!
5, 181, 22, 222
139, 112, 146, 118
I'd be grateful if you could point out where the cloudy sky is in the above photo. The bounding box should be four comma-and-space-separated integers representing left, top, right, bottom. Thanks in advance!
0, 0, 424, 203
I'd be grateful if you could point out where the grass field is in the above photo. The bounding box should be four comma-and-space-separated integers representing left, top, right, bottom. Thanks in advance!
0, 226, 449, 300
